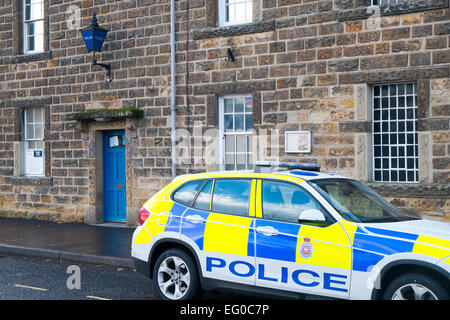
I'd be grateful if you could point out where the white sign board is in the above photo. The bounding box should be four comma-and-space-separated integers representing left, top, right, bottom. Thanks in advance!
285, 131, 311, 153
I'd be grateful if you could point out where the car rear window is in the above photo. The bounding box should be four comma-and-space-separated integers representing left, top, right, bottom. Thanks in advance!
211, 179, 251, 217
172, 180, 204, 206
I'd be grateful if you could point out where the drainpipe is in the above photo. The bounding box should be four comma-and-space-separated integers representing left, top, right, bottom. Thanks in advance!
170, 0, 177, 179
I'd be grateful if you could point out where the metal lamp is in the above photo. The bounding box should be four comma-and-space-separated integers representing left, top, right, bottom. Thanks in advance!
80, 13, 112, 82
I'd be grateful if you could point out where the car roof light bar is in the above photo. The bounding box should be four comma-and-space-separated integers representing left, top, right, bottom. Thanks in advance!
254, 161, 321, 173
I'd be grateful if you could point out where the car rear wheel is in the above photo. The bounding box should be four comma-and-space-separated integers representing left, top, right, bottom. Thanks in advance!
153, 248, 201, 300
383, 273, 449, 300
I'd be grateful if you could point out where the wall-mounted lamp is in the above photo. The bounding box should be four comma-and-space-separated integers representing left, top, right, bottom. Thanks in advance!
227, 46, 236, 62
80, 13, 112, 82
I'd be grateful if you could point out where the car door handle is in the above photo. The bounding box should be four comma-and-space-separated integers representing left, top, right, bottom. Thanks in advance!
256, 226, 279, 236
185, 215, 204, 224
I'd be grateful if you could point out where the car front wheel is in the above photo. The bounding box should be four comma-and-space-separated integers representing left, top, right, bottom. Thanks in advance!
153, 248, 201, 300
383, 273, 449, 300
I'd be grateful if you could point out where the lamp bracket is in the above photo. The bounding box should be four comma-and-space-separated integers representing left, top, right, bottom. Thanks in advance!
92, 52, 112, 83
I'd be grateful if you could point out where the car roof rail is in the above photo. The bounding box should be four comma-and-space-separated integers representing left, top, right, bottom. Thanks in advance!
254, 161, 321, 173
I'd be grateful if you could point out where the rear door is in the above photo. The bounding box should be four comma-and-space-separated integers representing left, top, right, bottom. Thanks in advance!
200, 179, 256, 286
254, 179, 352, 299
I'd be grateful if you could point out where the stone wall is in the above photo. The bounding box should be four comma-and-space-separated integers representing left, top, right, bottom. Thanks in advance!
0, 0, 448, 225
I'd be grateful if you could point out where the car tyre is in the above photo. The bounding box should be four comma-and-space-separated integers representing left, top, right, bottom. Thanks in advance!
153, 248, 201, 300
383, 273, 449, 300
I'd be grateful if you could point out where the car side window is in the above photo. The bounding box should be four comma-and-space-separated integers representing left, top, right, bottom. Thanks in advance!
262, 180, 322, 224
172, 180, 204, 206
211, 179, 252, 217
193, 180, 213, 211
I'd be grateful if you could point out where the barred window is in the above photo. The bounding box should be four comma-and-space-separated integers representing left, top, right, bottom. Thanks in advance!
372, 83, 418, 183
23, 0, 44, 53
218, 0, 253, 27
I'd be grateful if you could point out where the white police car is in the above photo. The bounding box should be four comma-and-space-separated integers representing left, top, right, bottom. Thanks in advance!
131, 162, 450, 300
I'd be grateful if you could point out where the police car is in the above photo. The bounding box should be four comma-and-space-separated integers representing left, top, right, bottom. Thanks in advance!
131, 162, 450, 300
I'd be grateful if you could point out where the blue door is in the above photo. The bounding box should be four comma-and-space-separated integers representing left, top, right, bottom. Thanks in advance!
103, 130, 126, 222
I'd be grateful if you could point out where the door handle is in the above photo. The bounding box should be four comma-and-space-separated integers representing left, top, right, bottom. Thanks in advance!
185, 214, 205, 224
256, 226, 279, 236
116, 185, 125, 189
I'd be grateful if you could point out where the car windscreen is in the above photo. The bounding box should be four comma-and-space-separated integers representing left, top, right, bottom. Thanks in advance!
308, 178, 419, 223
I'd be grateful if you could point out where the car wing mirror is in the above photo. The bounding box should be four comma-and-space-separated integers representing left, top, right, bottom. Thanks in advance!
298, 209, 326, 222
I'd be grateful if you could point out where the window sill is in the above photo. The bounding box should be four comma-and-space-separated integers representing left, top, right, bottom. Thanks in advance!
193, 19, 275, 40
338, 0, 449, 22
366, 182, 449, 198
11, 176, 53, 186
11, 51, 53, 64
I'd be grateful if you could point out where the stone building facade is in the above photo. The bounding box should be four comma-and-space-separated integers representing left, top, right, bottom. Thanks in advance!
0, 0, 449, 226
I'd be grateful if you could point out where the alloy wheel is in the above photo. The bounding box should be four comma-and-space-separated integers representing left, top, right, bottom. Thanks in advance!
157, 256, 191, 300
392, 283, 438, 300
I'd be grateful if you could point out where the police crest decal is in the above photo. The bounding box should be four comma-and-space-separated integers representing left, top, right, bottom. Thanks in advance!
299, 237, 314, 260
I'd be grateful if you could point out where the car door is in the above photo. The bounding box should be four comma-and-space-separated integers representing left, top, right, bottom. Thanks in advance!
254, 179, 352, 299
199, 179, 256, 286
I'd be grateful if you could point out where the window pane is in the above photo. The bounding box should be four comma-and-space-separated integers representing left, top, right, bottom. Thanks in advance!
234, 114, 244, 131
225, 154, 235, 170
245, 114, 252, 131
26, 124, 34, 140
236, 154, 246, 170
224, 114, 233, 131
34, 123, 44, 139
245, 1, 252, 21
194, 180, 213, 211
245, 97, 252, 111
247, 135, 253, 152
27, 140, 44, 149
236, 135, 245, 153
27, 36, 35, 51
35, 107, 43, 123
212, 179, 251, 216
262, 180, 321, 223
224, 99, 233, 113
173, 180, 204, 206
26, 108, 34, 123
225, 135, 234, 153
27, 0, 43, 20
223, 0, 252, 24
234, 97, 244, 113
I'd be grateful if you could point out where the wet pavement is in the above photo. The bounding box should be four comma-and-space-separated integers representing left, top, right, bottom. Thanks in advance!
0, 218, 134, 266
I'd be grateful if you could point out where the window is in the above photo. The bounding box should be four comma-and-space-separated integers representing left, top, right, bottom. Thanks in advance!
23, 0, 44, 54
310, 179, 417, 223
219, 95, 254, 171
193, 180, 213, 211
371, 0, 406, 5
262, 180, 322, 224
172, 180, 204, 206
24, 107, 45, 176
372, 83, 418, 183
218, 0, 253, 27
211, 179, 251, 216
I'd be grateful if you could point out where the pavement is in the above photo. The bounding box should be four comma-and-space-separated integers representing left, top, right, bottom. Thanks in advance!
0, 218, 135, 268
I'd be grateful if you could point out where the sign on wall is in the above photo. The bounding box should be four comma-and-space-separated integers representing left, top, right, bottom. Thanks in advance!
285, 131, 311, 154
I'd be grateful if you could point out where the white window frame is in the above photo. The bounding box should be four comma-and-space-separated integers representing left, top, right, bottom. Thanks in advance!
372, 83, 418, 184
219, 95, 254, 171
24, 107, 45, 177
371, 0, 406, 5
23, 0, 45, 54
218, 0, 253, 27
